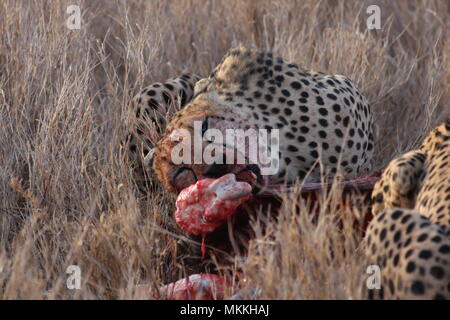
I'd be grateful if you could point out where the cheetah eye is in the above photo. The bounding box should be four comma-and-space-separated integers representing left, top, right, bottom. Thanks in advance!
204, 116, 214, 134
202, 117, 214, 142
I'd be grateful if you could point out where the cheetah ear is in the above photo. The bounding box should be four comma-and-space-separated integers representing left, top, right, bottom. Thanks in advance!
144, 148, 156, 170
193, 78, 208, 96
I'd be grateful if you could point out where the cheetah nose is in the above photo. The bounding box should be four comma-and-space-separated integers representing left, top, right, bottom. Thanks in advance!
204, 163, 229, 178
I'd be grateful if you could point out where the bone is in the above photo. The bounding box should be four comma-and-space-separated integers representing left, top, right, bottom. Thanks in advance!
209, 173, 252, 201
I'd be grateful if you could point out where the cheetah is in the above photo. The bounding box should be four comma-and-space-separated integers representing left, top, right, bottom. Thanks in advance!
365, 118, 450, 299
132, 47, 374, 193
128, 47, 374, 292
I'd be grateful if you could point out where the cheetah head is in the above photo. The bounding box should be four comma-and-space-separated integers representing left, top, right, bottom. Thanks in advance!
147, 94, 269, 194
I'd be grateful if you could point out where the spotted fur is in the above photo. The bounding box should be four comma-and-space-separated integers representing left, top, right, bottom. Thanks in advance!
366, 118, 450, 299
128, 73, 202, 162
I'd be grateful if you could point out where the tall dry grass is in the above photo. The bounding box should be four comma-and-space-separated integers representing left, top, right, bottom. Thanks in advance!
0, 0, 448, 299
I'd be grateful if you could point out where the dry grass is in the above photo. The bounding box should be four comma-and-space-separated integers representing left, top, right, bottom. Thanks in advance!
0, 0, 448, 299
